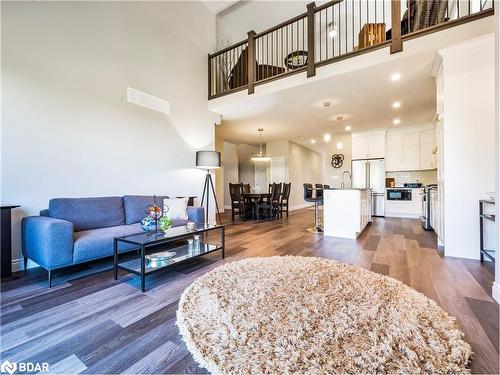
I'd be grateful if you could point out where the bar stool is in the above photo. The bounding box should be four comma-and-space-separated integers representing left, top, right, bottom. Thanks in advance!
303, 183, 323, 233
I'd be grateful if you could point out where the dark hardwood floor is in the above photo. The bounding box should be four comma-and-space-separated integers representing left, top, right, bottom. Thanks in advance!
1, 209, 498, 374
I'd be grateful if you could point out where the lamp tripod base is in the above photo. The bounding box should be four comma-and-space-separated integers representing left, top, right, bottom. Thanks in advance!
201, 170, 222, 225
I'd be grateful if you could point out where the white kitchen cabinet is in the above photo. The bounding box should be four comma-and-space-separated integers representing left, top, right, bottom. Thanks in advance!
419, 129, 437, 170
352, 136, 369, 159
324, 189, 372, 239
419, 142, 435, 170
368, 134, 386, 158
403, 133, 420, 146
403, 144, 420, 170
385, 146, 403, 171
385, 126, 436, 171
352, 131, 386, 159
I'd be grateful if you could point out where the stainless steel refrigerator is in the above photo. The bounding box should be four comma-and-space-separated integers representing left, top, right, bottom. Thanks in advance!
351, 158, 385, 217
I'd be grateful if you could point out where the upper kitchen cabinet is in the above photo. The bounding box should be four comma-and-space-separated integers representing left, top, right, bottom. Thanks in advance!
419, 128, 437, 170
385, 124, 436, 171
351, 130, 386, 159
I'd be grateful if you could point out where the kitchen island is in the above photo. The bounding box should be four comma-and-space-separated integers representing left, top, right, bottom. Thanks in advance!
323, 188, 372, 239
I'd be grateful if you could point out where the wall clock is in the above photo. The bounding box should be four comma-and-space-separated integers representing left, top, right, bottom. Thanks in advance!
331, 154, 344, 168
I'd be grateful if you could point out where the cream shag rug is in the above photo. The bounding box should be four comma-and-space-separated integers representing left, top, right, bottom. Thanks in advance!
176, 256, 472, 374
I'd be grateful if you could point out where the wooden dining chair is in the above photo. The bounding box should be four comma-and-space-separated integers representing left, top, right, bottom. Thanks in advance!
242, 184, 251, 194
272, 183, 283, 218
229, 183, 245, 221
280, 182, 291, 218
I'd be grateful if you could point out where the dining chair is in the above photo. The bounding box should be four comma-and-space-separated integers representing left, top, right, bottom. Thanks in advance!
280, 182, 291, 218
229, 183, 252, 221
259, 183, 278, 220
272, 183, 283, 218
242, 184, 251, 194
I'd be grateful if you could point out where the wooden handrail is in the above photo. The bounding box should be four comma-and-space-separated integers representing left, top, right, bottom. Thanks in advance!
209, 39, 247, 59
314, 0, 343, 13
254, 12, 308, 39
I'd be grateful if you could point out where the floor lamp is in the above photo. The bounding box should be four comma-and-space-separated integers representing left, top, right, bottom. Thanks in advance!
196, 150, 222, 225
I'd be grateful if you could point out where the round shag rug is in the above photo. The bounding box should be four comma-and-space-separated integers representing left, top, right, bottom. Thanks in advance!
176, 256, 472, 374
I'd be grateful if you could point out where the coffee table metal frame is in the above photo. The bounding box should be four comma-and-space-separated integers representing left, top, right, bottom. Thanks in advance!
113, 224, 225, 292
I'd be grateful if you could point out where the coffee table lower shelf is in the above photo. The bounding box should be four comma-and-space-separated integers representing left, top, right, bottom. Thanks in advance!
114, 224, 225, 292
117, 243, 222, 275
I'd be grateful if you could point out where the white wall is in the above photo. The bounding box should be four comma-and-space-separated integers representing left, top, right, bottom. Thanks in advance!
494, 5, 500, 303
324, 134, 352, 188
288, 141, 324, 209
223, 141, 239, 208
1, 1, 216, 268
236, 143, 260, 186
438, 35, 496, 260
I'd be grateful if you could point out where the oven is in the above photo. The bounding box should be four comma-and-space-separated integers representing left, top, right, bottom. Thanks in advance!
386, 189, 412, 201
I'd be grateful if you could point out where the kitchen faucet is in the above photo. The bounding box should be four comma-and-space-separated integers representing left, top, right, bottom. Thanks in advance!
341, 170, 351, 189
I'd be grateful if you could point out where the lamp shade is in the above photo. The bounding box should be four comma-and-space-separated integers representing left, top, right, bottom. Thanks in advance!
196, 150, 221, 169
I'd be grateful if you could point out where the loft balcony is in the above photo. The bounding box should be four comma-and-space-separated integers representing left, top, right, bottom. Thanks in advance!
208, 0, 494, 100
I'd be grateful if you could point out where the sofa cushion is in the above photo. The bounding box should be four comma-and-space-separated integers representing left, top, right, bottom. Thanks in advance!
73, 224, 142, 263
172, 219, 188, 228
49, 197, 125, 231
123, 195, 169, 225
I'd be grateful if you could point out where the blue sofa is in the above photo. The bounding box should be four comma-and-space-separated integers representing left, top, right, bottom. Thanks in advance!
22, 195, 204, 286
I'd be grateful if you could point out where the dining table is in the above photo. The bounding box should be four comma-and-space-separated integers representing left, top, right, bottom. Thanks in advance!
242, 192, 272, 220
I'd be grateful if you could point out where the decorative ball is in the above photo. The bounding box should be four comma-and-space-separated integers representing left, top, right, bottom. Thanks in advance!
140, 217, 156, 232
145, 204, 162, 220
158, 216, 172, 231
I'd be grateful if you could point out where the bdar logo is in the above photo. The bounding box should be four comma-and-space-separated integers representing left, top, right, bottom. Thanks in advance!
1, 360, 17, 375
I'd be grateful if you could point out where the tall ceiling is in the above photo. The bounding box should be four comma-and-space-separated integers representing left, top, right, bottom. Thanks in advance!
216, 49, 436, 153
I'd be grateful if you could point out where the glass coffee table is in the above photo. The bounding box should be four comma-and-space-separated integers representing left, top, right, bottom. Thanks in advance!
113, 224, 225, 292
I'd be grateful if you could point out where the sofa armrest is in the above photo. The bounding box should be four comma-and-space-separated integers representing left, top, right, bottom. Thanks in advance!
22, 216, 74, 270
187, 206, 204, 225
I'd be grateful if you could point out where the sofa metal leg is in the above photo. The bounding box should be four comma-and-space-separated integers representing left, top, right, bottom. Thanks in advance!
23, 256, 28, 271
48, 269, 52, 288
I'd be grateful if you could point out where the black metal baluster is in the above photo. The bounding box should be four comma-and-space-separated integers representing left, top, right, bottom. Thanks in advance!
339, 3, 341, 55
302, 17, 305, 64
345, 0, 347, 54
352, 1, 355, 52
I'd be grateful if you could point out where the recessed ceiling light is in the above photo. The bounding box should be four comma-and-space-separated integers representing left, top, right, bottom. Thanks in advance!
391, 73, 401, 81
345, 125, 351, 131
336, 142, 343, 150
299, 136, 304, 140
323, 101, 331, 107
311, 139, 316, 144
393, 118, 401, 125
392, 101, 401, 108
323, 133, 331, 142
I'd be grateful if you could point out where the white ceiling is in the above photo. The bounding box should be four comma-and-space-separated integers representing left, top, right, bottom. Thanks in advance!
216, 50, 436, 153
202, 0, 240, 15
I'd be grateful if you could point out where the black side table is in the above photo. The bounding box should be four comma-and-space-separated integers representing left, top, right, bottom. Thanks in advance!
1, 205, 20, 278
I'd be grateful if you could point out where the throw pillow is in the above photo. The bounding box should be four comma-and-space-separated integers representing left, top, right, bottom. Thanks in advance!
163, 197, 189, 220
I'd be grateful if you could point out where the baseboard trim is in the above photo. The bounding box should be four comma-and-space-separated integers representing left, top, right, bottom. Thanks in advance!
290, 203, 314, 211
493, 282, 500, 303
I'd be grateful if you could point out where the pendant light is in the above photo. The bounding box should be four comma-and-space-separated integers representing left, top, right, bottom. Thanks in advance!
251, 128, 271, 162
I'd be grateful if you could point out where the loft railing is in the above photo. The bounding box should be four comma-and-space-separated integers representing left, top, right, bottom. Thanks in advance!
208, 0, 494, 99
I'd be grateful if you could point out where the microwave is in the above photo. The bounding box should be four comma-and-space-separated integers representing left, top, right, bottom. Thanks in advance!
386, 189, 412, 201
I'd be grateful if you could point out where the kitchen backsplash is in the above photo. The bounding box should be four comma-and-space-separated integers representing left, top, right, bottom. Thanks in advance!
385, 170, 437, 186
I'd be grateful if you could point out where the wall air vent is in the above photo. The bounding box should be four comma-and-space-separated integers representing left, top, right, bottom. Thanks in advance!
126, 87, 170, 115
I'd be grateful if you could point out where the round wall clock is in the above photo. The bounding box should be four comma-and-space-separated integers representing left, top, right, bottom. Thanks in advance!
331, 154, 344, 168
